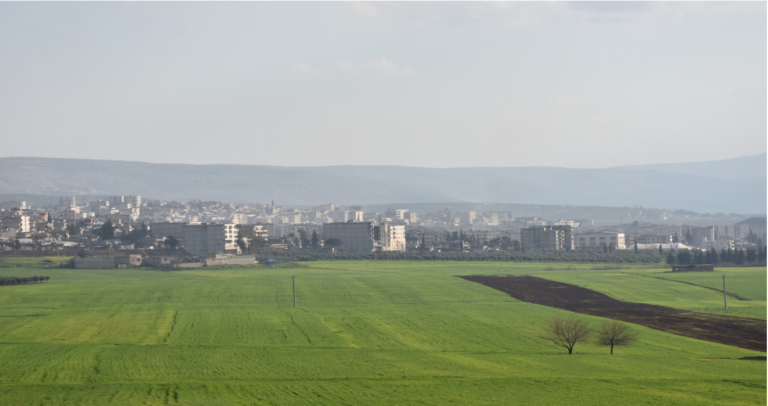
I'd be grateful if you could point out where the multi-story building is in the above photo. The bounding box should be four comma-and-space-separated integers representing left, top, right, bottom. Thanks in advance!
735, 225, 752, 239
458, 211, 477, 225
224, 224, 239, 253
1, 201, 27, 210
375, 223, 406, 252
653, 225, 683, 240
521, 225, 573, 251
636, 234, 672, 245
690, 226, 716, 247
59, 196, 76, 210
323, 222, 375, 253
575, 232, 626, 250
0, 213, 31, 233
385, 209, 409, 220
151, 222, 230, 256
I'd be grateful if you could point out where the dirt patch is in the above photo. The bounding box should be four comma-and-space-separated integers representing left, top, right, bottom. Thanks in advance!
459, 275, 766, 353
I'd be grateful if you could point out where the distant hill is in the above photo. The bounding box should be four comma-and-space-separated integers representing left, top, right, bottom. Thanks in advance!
618, 153, 766, 180
0, 155, 764, 214
735, 217, 767, 233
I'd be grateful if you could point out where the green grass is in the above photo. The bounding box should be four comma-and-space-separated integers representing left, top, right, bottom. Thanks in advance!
0, 259, 764, 405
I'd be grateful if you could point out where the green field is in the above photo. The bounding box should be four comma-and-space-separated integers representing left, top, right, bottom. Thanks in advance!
0, 259, 764, 405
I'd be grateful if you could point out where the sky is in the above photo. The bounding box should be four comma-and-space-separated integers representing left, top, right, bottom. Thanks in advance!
0, 2, 765, 168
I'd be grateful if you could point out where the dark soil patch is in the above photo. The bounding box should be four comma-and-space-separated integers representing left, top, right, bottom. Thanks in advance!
459, 275, 766, 352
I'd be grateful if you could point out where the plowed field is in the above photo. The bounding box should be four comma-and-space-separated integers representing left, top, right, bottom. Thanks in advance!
460, 275, 766, 352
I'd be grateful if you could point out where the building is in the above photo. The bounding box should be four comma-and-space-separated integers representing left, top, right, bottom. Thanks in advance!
0, 201, 27, 210
375, 223, 406, 252
71, 255, 142, 269
59, 196, 76, 210
0, 213, 31, 233
690, 227, 716, 247
521, 225, 573, 251
151, 222, 230, 256
636, 234, 672, 245
574, 232, 626, 250
323, 222, 375, 252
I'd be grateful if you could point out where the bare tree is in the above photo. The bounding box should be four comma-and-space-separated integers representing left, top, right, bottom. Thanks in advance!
596, 320, 637, 355
540, 315, 592, 354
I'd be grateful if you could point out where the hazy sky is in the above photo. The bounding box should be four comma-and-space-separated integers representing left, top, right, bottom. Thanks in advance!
0, 2, 765, 168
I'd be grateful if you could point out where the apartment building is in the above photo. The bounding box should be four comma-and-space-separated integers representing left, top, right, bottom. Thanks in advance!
574, 232, 626, 250
521, 225, 573, 251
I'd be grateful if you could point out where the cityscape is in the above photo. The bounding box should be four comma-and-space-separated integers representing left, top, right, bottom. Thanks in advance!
1, 194, 764, 267
0, 2, 765, 405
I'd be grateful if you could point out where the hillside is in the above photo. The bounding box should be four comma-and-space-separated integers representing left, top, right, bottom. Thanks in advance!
0, 155, 764, 214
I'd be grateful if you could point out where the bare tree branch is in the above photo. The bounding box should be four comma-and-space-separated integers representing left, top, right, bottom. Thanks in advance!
595, 320, 638, 355
540, 315, 592, 354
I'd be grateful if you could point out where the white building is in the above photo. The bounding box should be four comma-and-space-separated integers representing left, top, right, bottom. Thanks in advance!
376, 223, 406, 252
574, 232, 626, 250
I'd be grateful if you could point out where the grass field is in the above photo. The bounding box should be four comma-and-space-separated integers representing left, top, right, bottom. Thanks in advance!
0, 258, 764, 405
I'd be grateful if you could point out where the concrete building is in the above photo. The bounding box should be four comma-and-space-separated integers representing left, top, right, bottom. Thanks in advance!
458, 211, 477, 225
1, 215, 30, 233
71, 255, 142, 269
331, 210, 364, 223
375, 223, 406, 252
690, 227, 716, 247
1, 201, 27, 210
59, 196, 76, 210
151, 222, 229, 256
574, 232, 626, 250
322, 222, 375, 253
521, 225, 573, 251
636, 234, 673, 245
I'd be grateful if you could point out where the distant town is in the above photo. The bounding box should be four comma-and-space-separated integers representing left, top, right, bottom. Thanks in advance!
0, 195, 764, 269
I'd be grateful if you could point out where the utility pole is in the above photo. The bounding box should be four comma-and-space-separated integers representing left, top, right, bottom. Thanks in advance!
292, 275, 297, 308
722, 274, 727, 311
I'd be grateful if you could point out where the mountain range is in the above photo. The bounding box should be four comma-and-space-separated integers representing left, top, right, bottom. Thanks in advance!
0, 154, 764, 214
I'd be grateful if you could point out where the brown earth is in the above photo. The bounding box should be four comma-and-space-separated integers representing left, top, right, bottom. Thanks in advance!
459, 275, 766, 352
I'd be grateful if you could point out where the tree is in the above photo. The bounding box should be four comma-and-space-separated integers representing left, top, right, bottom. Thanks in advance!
164, 236, 179, 249
666, 252, 676, 265
236, 233, 247, 252
77, 248, 87, 258
66, 224, 81, 236
659, 244, 663, 255
311, 231, 319, 248
596, 320, 637, 355
540, 315, 592, 355
252, 236, 267, 248
324, 238, 343, 248
99, 220, 116, 240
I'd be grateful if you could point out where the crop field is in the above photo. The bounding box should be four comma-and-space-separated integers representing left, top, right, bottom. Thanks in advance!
0, 258, 764, 405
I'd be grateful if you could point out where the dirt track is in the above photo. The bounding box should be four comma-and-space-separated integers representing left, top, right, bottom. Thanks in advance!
459, 275, 766, 352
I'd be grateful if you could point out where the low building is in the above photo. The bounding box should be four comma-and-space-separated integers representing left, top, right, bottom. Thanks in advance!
71, 255, 142, 269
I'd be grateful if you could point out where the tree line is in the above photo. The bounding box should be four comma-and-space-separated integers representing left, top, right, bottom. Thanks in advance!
0, 276, 50, 286
270, 250, 663, 264
666, 246, 767, 266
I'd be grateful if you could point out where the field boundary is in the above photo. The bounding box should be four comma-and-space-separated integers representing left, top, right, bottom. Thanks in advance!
459, 275, 766, 352
626, 272, 750, 301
